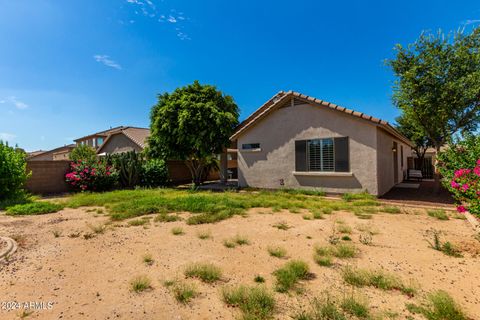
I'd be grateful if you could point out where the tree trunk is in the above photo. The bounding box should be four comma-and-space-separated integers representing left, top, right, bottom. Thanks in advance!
433, 144, 441, 193
185, 159, 205, 186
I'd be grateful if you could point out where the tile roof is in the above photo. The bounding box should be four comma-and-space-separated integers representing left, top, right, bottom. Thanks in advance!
121, 127, 150, 148
96, 127, 150, 153
74, 126, 128, 142
230, 91, 412, 146
27, 144, 76, 159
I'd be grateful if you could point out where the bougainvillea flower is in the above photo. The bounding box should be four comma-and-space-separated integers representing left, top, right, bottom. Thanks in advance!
456, 206, 467, 213
450, 180, 460, 188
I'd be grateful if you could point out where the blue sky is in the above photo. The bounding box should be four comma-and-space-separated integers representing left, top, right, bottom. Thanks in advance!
0, 0, 479, 151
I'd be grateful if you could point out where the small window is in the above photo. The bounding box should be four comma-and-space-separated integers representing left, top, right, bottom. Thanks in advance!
242, 143, 260, 150
97, 137, 104, 146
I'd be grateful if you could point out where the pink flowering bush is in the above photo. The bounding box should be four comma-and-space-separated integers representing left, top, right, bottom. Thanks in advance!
65, 160, 118, 192
438, 135, 480, 215
448, 159, 480, 215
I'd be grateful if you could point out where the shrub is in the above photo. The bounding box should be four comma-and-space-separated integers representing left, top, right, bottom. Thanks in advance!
171, 227, 184, 235
70, 144, 97, 163
314, 255, 333, 267
130, 275, 152, 293
143, 253, 154, 265
406, 290, 467, 320
437, 135, 480, 215
65, 160, 117, 192
0, 141, 30, 202
6, 202, 63, 216
222, 285, 275, 320
341, 296, 369, 318
107, 151, 143, 188
184, 262, 222, 283
273, 260, 310, 293
267, 246, 287, 258
141, 158, 169, 187
164, 280, 198, 304
254, 275, 265, 283
197, 230, 212, 239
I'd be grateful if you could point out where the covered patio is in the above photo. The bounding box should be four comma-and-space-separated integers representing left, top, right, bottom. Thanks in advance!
380, 180, 455, 207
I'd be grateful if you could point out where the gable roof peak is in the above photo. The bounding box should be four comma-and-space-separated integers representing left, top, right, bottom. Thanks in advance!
231, 90, 412, 146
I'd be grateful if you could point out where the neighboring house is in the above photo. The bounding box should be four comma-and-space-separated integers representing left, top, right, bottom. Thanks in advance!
74, 126, 129, 150
229, 91, 412, 196
27, 150, 46, 158
96, 127, 150, 155
28, 144, 76, 161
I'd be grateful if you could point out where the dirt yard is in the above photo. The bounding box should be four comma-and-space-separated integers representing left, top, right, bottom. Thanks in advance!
1, 206, 479, 319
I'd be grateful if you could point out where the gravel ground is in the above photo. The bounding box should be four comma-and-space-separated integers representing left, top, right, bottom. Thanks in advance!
0, 207, 479, 319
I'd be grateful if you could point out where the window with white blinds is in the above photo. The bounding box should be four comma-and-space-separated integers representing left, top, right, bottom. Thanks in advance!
307, 138, 334, 172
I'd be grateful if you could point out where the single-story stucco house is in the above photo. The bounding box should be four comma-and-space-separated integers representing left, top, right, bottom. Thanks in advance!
228, 91, 413, 196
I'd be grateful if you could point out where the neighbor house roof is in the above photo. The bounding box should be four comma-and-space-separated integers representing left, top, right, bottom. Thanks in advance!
96, 127, 150, 153
74, 126, 127, 142
27, 150, 46, 158
28, 144, 76, 160
230, 91, 412, 146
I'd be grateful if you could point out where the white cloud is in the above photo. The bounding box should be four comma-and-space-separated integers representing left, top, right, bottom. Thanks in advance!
0, 132, 16, 143
0, 96, 29, 109
10, 96, 29, 109
176, 30, 190, 41
124, 0, 191, 39
463, 19, 480, 25
93, 55, 122, 70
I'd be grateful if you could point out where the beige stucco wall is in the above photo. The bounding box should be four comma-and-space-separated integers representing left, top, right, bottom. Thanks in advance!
236, 103, 380, 194
99, 134, 142, 154
376, 128, 411, 196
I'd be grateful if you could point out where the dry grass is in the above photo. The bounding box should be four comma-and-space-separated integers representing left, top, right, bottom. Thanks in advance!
267, 246, 287, 258
273, 260, 310, 293
184, 262, 222, 283
130, 275, 152, 293
222, 285, 275, 320
164, 279, 198, 304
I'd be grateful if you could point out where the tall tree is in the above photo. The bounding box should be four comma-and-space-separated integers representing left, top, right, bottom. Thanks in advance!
387, 27, 480, 190
147, 81, 239, 185
395, 114, 433, 171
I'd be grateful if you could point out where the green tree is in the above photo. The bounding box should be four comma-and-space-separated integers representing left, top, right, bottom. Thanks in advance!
148, 81, 239, 185
70, 144, 97, 163
387, 27, 480, 189
395, 114, 434, 171
0, 141, 30, 201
